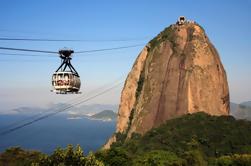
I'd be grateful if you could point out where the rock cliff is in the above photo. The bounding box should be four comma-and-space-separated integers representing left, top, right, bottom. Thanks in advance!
104, 18, 229, 148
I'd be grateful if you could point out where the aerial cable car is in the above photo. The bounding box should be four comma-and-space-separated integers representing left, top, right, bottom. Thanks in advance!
51, 49, 81, 94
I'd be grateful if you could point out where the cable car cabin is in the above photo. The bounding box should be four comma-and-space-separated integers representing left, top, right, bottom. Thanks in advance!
51, 49, 81, 94
52, 72, 81, 94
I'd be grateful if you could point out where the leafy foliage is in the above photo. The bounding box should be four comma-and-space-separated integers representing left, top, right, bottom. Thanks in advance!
0, 145, 104, 166
135, 72, 145, 100
104, 112, 251, 165
96, 147, 130, 166
149, 25, 174, 49
37, 145, 104, 166
214, 154, 251, 166
0, 147, 42, 166
1, 113, 251, 166
116, 112, 251, 157
132, 150, 185, 166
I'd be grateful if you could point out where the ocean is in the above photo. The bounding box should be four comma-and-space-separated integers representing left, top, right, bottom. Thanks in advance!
0, 114, 116, 154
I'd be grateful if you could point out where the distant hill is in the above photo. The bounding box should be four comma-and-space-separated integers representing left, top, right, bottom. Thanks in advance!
240, 101, 251, 107
235, 106, 251, 121
230, 101, 251, 121
230, 102, 239, 115
1, 103, 75, 115
0, 104, 118, 116
3, 107, 47, 115
91, 110, 117, 121
68, 104, 118, 116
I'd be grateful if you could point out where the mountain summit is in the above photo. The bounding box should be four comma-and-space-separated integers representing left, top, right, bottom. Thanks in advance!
105, 17, 229, 148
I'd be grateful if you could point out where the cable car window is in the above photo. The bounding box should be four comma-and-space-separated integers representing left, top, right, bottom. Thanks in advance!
64, 74, 69, 80
58, 74, 63, 79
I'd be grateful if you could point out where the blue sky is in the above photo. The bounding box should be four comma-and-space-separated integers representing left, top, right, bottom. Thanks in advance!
0, 0, 250, 110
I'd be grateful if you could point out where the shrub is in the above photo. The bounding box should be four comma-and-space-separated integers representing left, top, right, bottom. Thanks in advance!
133, 150, 185, 166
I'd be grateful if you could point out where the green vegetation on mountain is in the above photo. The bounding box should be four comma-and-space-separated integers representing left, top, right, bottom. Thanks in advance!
112, 112, 251, 156
1, 113, 251, 165
91, 110, 117, 120
98, 112, 251, 166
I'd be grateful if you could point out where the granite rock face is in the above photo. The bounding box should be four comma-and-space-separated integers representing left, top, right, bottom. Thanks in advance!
105, 21, 229, 148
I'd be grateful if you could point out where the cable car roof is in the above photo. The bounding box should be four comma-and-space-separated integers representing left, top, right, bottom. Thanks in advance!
53, 71, 80, 76
53, 71, 77, 74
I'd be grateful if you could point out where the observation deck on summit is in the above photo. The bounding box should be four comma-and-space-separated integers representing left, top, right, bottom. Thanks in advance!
176, 16, 195, 25
177, 16, 186, 25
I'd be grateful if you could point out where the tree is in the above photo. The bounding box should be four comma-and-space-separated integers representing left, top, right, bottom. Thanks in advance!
183, 150, 207, 166
0, 147, 42, 166
215, 154, 251, 166
133, 150, 185, 166
96, 147, 131, 166
85, 152, 104, 166
33, 145, 104, 166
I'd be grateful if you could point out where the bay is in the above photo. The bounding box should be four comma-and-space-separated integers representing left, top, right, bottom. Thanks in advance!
0, 114, 115, 154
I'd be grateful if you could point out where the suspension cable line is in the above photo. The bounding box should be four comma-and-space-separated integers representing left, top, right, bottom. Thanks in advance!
0, 47, 57, 54
0, 52, 56, 57
75, 44, 144, 54
0, 81, 123, 136
0, 37, 149, 42
0, 44, 144, 57
0, 76, 125, 132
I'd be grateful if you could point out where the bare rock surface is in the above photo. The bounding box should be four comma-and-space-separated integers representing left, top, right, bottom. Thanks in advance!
104, 20, 229, 149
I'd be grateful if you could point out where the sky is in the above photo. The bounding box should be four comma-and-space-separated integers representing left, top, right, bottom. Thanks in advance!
0, 0, 250, 110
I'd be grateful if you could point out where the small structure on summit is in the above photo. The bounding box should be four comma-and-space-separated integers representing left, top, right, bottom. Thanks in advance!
177, 16, 186, 25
